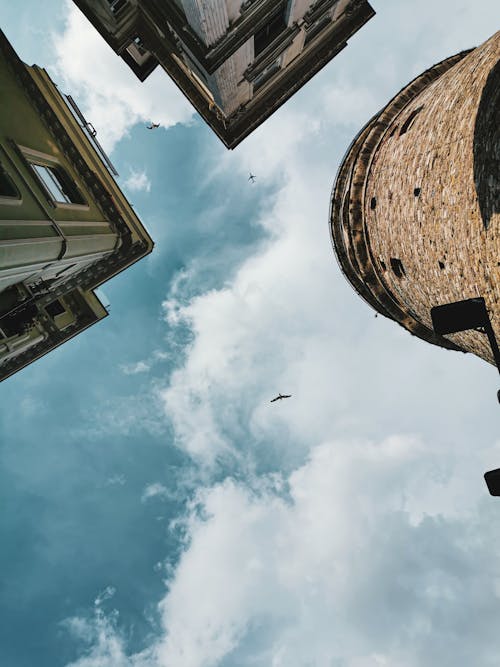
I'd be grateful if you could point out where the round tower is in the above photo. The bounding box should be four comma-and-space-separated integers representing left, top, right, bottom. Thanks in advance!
330, 32, 499, 365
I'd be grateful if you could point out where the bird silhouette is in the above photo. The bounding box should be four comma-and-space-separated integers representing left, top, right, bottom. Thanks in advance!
248, 173, 256, 183
147, 122, 160, 129
270, 393, 292, 403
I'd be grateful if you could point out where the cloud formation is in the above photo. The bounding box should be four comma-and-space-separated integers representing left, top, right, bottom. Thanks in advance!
124, 170, 152, 194
66, 435, 500, 667
60, 1, 500, 666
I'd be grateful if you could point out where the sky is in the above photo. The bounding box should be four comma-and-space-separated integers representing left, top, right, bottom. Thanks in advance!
0, 1, 499, 666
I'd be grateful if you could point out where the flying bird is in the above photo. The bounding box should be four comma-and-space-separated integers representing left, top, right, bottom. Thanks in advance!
248, 173, 256, 183
270, 393, 292, 403
146, 122, 160, 129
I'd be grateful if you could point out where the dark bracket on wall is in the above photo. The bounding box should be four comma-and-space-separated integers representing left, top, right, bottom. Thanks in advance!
430, 297, 500, 495
431, 297, 500, 403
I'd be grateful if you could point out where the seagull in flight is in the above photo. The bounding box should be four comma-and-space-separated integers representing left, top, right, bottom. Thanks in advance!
248, 173, 256, 183
146, 122, 160, 129
270, 393, 292, 403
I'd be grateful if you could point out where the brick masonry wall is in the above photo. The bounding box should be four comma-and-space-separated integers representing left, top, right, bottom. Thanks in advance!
334, 31, 499, 365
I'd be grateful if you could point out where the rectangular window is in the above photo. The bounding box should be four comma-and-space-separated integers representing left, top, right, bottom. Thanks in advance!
254, 8, 287, 57
31, 163, 85, 205
0, 166, 20, 201
125, 36, 153, 66
390, 258, 406, 278
45, 299, 66, 318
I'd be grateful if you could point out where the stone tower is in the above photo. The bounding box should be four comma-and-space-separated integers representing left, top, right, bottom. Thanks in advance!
330, 31, 499, 365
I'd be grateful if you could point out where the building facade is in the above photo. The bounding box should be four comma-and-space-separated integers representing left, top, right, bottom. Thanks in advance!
0, 31, 153, 381
72, 0, 375, 148
330, 31, 499, 365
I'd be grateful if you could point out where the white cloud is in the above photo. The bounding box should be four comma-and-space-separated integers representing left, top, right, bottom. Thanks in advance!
65, 435, 500, 667
121, 360, 151, 376
141, 482, 171, 503
64, 608, 139, 667
153, 436, 500, 667
157, 2, 499, 472
123, 170, 152, 194
94, 586, 116, 607
63, 2, 500, 666
105, 474, 126, 487
51, 2, 195, 151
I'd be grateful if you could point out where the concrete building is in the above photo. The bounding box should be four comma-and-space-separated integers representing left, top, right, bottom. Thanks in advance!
0, 31, 153, 381
72, 0, 375, 148
330, 32, 499, 365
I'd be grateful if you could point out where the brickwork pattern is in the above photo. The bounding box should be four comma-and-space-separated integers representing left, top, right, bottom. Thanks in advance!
331, 32, 500, 365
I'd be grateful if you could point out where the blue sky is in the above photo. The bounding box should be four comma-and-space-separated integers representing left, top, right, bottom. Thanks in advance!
0, 2, 499, 666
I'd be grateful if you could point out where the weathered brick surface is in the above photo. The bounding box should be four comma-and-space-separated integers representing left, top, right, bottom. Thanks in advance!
330, 32, 500, 365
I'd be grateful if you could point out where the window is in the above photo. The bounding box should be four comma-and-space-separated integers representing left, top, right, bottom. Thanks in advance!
0, 166, 20, 201
126, 37, 153, 66
46, 300, 66, 318
399, 106, 423, 136
254, 8, 287, 57
370, 196, 377, 210
31, 163, 85, 205
390, 258, 406, 278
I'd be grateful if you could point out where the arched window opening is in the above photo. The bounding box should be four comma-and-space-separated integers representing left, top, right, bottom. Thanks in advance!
399, 105, 424, 136
390, 257, 406, 278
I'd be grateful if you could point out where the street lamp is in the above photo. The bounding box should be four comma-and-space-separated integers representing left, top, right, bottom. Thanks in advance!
430, 297, 500, 404
431, 297, 500, 496
484, 469, 500, 496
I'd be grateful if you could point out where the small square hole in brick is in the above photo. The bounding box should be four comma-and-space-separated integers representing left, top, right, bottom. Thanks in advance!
390, 258, 405, 278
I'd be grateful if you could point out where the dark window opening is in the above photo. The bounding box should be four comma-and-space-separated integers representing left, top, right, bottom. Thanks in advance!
133, 36, 148, 56
399, 105, 423, 136
414, 187, 421, 197
31, 163, 85, 205
389, 125, 398, 138
0, 167, 19, 199
380, 260, 387, 271
370, 196, 377, 210
46, 300, 66, 317
390, 257, 406, 278
438, 261, 445, 270
254, 8, 287, 57
0, 302, 38, 337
